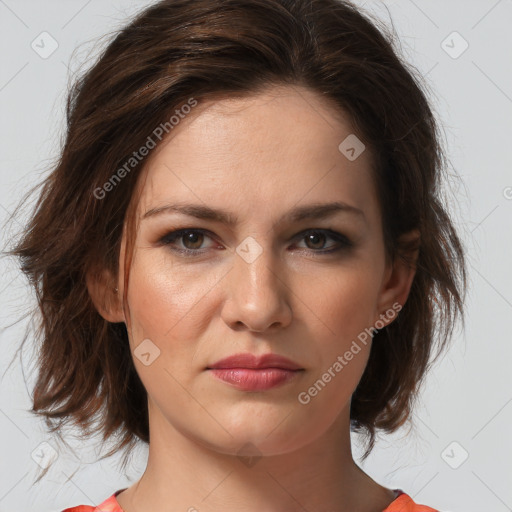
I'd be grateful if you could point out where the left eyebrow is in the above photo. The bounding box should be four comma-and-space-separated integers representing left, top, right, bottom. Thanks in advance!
142, 200, 366, 225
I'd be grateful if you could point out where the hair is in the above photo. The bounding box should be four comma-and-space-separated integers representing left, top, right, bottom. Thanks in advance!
3, 0, 467, 481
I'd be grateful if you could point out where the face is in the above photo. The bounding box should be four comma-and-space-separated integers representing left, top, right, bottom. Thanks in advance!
107, 85, 411, 457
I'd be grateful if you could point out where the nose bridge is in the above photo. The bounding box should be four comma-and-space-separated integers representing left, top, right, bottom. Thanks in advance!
234, 234, 279, 296
224, 233, 291, 331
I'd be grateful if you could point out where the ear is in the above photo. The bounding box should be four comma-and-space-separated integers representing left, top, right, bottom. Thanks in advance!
86, 267, 125, 323
374, 229, 420, 327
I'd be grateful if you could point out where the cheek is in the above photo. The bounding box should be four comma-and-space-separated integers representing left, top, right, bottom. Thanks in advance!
123, 255, 213, 397
300, 260, 380, 400
127, 252, 210, 334
296, 270, 375, 418
124, 252, 227, 378
306, 262, 380, 339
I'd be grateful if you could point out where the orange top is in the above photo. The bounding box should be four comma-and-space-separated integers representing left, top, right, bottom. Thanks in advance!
62, 488, 439, 511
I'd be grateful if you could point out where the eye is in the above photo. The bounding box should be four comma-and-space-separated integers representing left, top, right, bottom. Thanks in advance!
158, 228, 217, 255
158, 227, 352, 257
293, 229, 353, 253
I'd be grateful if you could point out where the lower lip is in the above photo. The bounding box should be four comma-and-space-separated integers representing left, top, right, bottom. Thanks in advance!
207, 368, 302, 391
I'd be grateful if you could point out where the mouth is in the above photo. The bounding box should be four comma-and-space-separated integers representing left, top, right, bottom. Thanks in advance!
205, 352, 304, 391
206, 367, 304, 391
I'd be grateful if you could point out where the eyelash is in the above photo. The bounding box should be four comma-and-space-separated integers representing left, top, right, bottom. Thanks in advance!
157, 228, 353, 257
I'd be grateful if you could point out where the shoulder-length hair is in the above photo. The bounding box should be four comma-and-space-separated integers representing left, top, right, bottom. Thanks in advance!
5, 0, 466, 477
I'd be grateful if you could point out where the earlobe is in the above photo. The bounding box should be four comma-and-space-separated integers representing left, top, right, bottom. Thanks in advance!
375, 229, 420, 327
86, 268, 124, 323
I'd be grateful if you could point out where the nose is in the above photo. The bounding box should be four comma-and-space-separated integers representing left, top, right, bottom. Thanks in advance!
221, 239, 293, 333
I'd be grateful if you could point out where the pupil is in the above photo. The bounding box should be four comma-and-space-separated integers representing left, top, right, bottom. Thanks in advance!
184, 231, 202, 249
307, 232, 324, 249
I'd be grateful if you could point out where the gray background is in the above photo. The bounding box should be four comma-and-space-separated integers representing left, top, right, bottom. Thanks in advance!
0, 1, 511, 511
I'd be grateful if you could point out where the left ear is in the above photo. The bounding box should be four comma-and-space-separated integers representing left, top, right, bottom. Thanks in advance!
375, 229, 420, 326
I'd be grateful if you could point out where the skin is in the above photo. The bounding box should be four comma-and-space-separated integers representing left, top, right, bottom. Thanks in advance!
88, 84, 419, 512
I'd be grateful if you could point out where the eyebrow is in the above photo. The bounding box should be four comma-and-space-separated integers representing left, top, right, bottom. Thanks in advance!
142, 201, 365, 225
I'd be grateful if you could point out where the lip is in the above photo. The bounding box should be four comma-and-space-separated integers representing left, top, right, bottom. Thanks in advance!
206, 353, 303, 371
206, 353, 304, 392
208, 368, 302, 391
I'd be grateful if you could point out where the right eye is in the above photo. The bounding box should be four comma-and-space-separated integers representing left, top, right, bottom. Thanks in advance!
158, 228, 219, 256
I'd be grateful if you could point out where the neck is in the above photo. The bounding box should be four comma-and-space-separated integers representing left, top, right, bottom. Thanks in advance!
117, 401, 396, 512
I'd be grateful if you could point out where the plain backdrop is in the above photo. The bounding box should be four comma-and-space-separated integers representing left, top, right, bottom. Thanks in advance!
0, 1, 511, 511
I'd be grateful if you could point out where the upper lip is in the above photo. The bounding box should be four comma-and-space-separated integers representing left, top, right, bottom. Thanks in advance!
207, 353, 303, 370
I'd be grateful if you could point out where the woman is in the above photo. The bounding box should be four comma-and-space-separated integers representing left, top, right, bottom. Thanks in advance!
7, 0, 466, 510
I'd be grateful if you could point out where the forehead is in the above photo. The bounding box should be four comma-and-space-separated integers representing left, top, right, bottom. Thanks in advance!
134, 85, 379, 226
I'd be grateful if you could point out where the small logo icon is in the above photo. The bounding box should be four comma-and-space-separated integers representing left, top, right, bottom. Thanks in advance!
236, 442, 262, 468
441, 31, 469, 59
31, 31, 59, 59
338, 134, 365, 161
236, 236, 263, 264
441, 440, 469, 469
134, 338, 161, 366
31, 441, 58, 469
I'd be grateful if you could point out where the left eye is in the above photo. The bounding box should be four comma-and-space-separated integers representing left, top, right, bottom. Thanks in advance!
158, 228, 352, 256
295, 230, 349, 251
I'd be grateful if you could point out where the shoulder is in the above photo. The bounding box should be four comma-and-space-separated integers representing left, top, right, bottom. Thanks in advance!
383, 491, 439, 512
61, 491, 123, 512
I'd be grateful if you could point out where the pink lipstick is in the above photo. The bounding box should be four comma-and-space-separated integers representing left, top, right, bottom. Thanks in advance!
206, 353, 304, 391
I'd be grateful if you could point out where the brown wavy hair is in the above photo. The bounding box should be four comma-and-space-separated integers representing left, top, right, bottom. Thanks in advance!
3, 0, 467, 480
